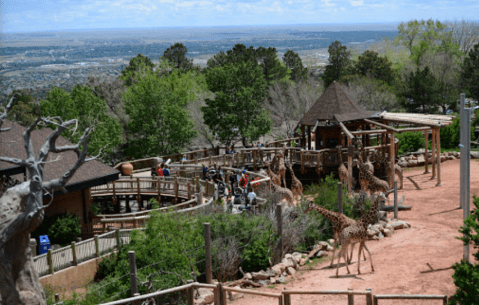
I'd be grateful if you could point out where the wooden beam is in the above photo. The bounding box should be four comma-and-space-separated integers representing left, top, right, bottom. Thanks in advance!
301, 125, 306, 149
363, 119, 399, 133
436, 128, 442, 186
347, 137, 353, 193
339, 122, 354, 140
398, 127, 431, 133
431, 128, 436, 179
307, 125, 312, 150
351, 129, 388, 135
389, 132, 395, 188
424, 130, 429, 173
378, 116, 444, 127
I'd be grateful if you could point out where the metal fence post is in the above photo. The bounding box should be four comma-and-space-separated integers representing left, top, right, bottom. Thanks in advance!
348, 288, 354, 305
337, 182, 343, 214
204, 223, 212, 284
394, 180, 398, 220
366, 288, 373, 305
129, 251, 139, 296
47, 249, 54, 274
94, 235, 100, 258
116, 229, 121, 249
71, 241, 77, 266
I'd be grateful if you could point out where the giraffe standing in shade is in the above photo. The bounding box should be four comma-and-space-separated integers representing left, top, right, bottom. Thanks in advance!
275, 149, 287, 188
305, 201, 367, 267
271, 181, 294, 207
336, 145, 349, 187
373, 151, 403, 189
364, 151, 374, 174
287, 163, 303, 197
356, 157, 389, 195
335, 193, 386, 277
265, 161, 281, 186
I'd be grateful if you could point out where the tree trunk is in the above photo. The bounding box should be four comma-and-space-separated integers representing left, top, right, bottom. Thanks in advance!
0, 183, 46, 305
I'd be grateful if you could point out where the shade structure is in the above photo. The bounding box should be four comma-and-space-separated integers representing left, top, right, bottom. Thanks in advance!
298, 81, 373, 126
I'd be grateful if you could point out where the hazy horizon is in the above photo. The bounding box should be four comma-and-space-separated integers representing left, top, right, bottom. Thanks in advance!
2, 0, 476, 33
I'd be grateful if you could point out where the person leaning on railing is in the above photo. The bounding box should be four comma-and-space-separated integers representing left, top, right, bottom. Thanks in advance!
151, 166, 158, 188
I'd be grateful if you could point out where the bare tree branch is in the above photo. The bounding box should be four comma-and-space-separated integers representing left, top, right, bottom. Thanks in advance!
0, 157, 27, 166
0, 95, 15, 132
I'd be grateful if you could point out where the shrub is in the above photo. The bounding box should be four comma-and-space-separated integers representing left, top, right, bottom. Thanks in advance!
31, 213, 81, 246
441, 117, 474, 150
448, 196, 479, 305
397, 131, 423, 155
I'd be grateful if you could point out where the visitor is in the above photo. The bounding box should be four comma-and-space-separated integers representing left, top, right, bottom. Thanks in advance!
239, 170, 248, 189
151, 166, 157, 188
251, 176, 260, 192
181, 154, 187, 163
229, 170, 237, 194
247, 187, 257, 206
217, 166, 224, 182
226, 146, 231, 154
157, 163, 164, 177
202, 163, 208, 179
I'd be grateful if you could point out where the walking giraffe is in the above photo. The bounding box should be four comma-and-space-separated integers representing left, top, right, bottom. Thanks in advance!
305, 201, 368, 267
271, 181, 294, 207
336, 145, 349, 187
275, 149, 287, 188
335, 193, 386, 277
287, 163, 303, 197
373, 151, 403, 189
356, 154, 390, 195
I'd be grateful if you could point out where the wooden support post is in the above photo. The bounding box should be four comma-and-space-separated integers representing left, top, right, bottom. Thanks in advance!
196, 177, 200, 193
284, 289, 291, 305
217, 282, 226, 305
48, 249, 54, 274
276, 204, 283, 262
253, 150, 257, 171
129, 251, 139, 297
174, 179, 179, 204
157, 178, 162, 204
289, 148, 293, 164
348, 288, 354, 305
316, 152, 321, 172
394, 181, 398, 220
204, 148, 208, 158
242, 150, 245, 168
112, 181, 117, 206
116, 229, 121, 249
187, 181, 191, 200
436, 128, 442, 186
204, 223, 213, 284
424, 129, 429, 173
300, 151, 304, 172
389, 132, 395, 188
301, 125, 306, 149
71, 241, 77, 266
347, 138, 353, 192
136, 178, 141, 205
366, 288, 373, 305
307, 126, 312, 150
94, 235, 100, 258
187, 280, 194, 305
431, 128, 436, 179
338, 182, 343, 214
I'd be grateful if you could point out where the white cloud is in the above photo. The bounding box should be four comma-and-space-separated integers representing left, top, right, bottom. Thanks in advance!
321, 0, 335, 7
350, 0, 364, 6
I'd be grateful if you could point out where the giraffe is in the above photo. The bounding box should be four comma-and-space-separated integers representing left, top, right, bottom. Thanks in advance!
364, 151, 374, 174
265, 161, 281, 186
287, 163, 303, 197
356, 157, 390, 195
373, 150, 403, 189
304, 201, 367, 267
335, 192, 386, 277
275, 149, 287, 188
271, 181, 294, 207
372, 150, 393, 187
336, 145, 349, 187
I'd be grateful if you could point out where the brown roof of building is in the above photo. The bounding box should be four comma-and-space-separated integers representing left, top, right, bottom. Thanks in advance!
0, 119, 119, 192
299, 81, 373, 126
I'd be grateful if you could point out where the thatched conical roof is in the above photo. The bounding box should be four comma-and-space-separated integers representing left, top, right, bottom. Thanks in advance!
299, 81, 373, 126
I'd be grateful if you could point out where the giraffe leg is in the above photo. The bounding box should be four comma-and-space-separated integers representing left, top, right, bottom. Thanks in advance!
357, 243, 364, 275
335, 247, 342, 278
348, 243, 356, 264
282, 173, 287, 189
363, 243, 374, 272
343, 246, 351, 274
330, 231, 339, 268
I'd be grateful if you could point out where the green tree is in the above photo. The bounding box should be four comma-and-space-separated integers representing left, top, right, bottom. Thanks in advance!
395, 20, 424, 53
4, 89, 37, 127
162, 42, 194, 72
123, 69, 198, 159
322, 40, 351, 88
283, 50, 308, 82
41, 85, 123, 162
353, 50, 395, 85
400, 66, 438, 113
203, 61, 272, 146
461, 43, 479, 102
448, 196, 479, 305
256, 46, 290, 84
119, 54, 155, 86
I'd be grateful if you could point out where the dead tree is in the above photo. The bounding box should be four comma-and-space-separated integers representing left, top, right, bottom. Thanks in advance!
0, 100, 99, 305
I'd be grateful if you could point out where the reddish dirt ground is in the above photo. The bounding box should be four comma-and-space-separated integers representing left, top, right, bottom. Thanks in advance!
231, 159, 477, 305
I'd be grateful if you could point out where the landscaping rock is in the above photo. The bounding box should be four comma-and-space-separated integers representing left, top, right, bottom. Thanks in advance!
278, 276, 285, 283
327, 238, 334, 245
196, 288, 214, 305
367, 229, 378, 237
316, 250, 328, 258
292, 252, 302, 263
269, 277, 277, 285
271, 263, 285, 275
251, 270, 276, 281
378, 232, 384, 238
257, 280, 269, 286
244, 273, 252, 280
286, 267, 296, 275
383, 228, 391, 237
471, 151, 479, 159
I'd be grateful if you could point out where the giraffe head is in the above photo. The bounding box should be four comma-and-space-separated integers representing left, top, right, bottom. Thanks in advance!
304, 200, 317, 213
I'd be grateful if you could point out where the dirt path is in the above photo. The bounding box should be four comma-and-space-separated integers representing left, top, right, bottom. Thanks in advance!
231, 159, 476, 305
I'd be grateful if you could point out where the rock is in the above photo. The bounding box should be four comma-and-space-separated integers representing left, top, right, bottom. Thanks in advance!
399, 161, 408, 168
317, 241, 329, 250
316, 250, 328, 258
367, 229, 378, 237
286, 267, 296, 275
196, 288, 215, 305
327, 238, 334, 245
271, 263, 285, 275
281, 257, 294, 268
292, 252, 302, 263
372, 235, 379, 240
440, 156, 447, 162
326, 244, 334, 251
448, 155, 455, 160
386, 223, 394, 233
378, 232, 384, 238
379, 220, 387, 227
417, 155, 425, 164
244, 273, 252, 280
370, 224, 381, 232
251, 270, 276, 281
399, 157, 406, 162
391, 220, 410, 230
383, 228, 391, 237
300, 258, 308, 266
471, 151, 479, 159
378, 211, 387, 221
417, 148, 426, 153
257, 280, 269, 286
269, 277, 277, 285
407, 160, 418, 167
278, 275, 285, 283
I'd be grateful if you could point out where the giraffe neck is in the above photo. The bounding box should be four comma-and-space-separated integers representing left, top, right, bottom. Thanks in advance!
337, 149, 343, 164
308, 205, 339, 223
358, 195, 382, 228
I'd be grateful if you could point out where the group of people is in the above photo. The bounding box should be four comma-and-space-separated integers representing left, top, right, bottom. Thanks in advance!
151, 162, 171, 178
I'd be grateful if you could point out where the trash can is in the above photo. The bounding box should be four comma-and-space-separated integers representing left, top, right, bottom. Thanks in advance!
39, 235, 50, 255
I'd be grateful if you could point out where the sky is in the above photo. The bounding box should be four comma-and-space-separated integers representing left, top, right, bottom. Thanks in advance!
1, 0, 478, 33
